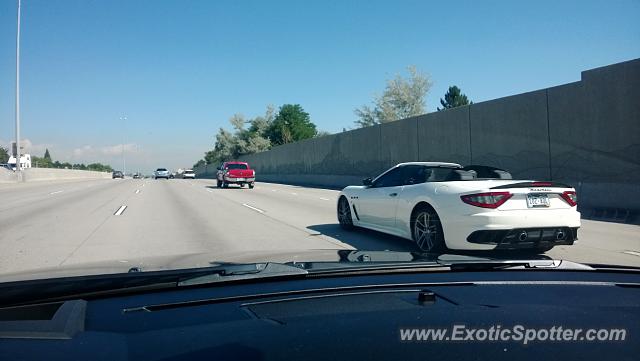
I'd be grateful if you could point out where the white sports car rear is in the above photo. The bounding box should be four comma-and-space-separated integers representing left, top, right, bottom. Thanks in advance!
337, 162, 580, 253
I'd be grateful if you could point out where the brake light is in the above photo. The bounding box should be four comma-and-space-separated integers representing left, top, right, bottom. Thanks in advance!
531, 182, 552, 187
461, 192, 512, 209
560, 191, 578, 207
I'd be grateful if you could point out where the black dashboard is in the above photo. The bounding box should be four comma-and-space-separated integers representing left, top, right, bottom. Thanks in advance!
1, 269, 639, 360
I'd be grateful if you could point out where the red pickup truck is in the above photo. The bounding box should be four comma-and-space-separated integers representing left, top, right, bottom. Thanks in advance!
216, 161, 256, 189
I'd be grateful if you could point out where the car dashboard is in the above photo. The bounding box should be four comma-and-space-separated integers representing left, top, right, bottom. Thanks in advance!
0, 268, 638, 360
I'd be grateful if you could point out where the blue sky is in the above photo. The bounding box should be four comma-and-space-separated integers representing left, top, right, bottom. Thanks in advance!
0, 0, 638, 172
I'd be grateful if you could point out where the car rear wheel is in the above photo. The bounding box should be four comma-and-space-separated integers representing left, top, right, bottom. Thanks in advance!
411, 206, 446, 253
249, 183, 254, 189
337, 197, 354, 230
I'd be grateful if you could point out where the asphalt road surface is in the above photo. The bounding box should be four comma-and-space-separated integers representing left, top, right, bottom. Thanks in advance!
1, 178, 639, 276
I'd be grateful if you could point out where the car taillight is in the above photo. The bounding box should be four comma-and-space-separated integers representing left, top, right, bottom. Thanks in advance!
560, 191, 578, 207
461, 192, 513, 209
531, 182, 552, 187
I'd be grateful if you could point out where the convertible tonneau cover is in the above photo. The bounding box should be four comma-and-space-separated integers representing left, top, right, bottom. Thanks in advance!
462, 165, 513, 180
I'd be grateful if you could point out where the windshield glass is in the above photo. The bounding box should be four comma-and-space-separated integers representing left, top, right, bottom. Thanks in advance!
0, 1, 638, 284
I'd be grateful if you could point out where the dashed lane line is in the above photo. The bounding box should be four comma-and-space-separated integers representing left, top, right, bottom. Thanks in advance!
242, 203, 265, 214
114, 205, 128, 216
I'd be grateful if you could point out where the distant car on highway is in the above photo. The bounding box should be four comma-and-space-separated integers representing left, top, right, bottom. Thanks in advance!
182, 169, 196, 179
154, 168, 171, 179
112, 171, 124, 179
216, 161, 255, 188
132, 173, 141, 179
337, 162, 580, 254
0, 163, 12, 171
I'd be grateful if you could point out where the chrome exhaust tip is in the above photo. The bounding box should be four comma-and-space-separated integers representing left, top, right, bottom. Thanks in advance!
556, 230, 565, 240
518, 231, 528, 241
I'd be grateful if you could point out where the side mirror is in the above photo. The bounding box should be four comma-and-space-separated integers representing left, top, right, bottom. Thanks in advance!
362, 177, 373, 186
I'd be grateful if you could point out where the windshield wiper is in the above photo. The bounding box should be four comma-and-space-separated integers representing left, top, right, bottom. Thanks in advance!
289, 252, 593, 274
0, 263, 308, 307
177, 262, 307, 286
436, 256, 594, 271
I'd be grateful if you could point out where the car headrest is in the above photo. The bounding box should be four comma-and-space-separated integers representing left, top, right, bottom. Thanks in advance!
447, 170, 475, 181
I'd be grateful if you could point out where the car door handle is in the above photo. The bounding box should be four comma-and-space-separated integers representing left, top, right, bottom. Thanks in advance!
389, 193, 398, 197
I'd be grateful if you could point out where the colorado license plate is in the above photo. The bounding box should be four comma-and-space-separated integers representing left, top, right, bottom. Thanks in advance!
527, 194, 550, 208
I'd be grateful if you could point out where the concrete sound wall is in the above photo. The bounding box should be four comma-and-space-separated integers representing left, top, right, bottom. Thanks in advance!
200, 59, 640, 212
0, 168, 18, 183
0, 168, 112, 183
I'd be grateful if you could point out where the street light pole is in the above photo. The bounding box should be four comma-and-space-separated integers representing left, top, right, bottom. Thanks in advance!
120, 116, 127, 175
14, 0, 21, 173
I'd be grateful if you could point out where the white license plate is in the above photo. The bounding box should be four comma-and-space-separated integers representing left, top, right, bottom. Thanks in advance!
236, 178, 245, 181
527, 194, 550, 208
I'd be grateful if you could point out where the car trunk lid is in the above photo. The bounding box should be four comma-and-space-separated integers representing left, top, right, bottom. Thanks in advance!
457, 180, 577, 210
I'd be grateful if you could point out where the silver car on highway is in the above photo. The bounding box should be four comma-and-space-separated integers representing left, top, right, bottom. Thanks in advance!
154, 168, 171, 179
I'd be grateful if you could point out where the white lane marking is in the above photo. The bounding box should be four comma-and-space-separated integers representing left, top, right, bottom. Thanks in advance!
319, 197, 330, 201
50, 190, 64, 195
114, 205, 127, 216
135, 189, 140, 194
242, 203, 265, 214
271, 189, 277, 192
623, 251, 640, 257
207, 189, 213, 193
290, 192, 298, 196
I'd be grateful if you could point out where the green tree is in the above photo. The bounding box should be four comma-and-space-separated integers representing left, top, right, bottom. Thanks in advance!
193, 159, 206, 169
266, 104, 316, 145
355, 66, 432, 127
438, 86, 472, 111
0, 146, 9, 164
44, 148, 51, 161
201, 106, 275, 165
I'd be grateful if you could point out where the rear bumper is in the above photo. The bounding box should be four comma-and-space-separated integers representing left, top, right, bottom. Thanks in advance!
467, 227, 578, 249
441, 208, 581, 250
224, 177, 255, 183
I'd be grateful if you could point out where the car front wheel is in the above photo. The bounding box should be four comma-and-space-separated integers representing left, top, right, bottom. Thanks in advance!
411, 206, 446, 253
248, 183, 255, 189
337, 197, 354, 230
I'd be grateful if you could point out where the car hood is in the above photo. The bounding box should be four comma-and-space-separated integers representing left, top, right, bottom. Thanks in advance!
0, 250, 344, 282
0, 249, 578, 283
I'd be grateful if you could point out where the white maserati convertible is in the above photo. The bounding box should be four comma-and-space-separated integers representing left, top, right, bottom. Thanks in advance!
337, 162, 580, 253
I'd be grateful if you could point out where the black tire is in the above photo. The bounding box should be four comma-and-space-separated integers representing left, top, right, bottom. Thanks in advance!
222, 181, 228, 188
410, 205, 446, 253
249, 183, 255, 189
337, 196, 354, 230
